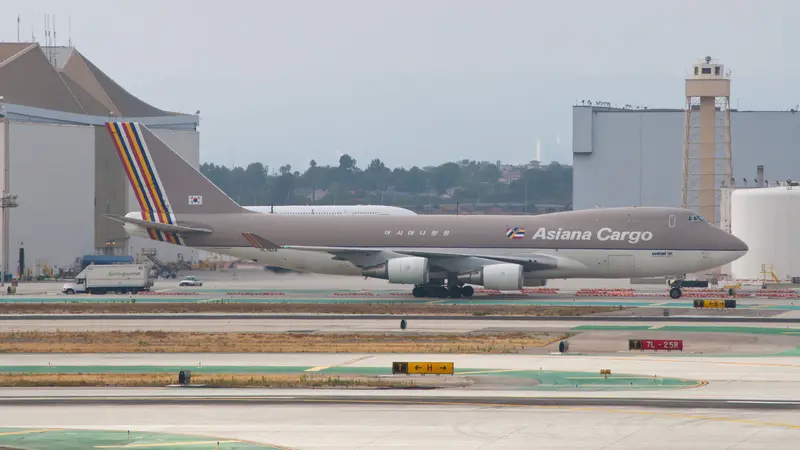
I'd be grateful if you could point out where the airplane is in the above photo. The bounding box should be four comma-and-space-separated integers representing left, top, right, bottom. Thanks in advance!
243, 204, 416, 216
104, 121, 749, 300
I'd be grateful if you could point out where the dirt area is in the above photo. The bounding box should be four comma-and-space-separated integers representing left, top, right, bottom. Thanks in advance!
0, 302, 618, 316
0, 331, 568, 353
0, 373, 420, 388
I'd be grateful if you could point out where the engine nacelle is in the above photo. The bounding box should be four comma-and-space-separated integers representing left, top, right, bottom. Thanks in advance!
457, 263, 523, 290
361, 256, 430, 284
523, 278, 548, 287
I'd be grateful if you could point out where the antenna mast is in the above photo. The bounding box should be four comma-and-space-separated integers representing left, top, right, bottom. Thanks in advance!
16, 15, 20, 42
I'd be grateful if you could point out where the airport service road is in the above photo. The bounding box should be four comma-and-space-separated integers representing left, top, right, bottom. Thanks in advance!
2, 404, 800, 450
5, 292, 800, 311
6, 317, 800, 333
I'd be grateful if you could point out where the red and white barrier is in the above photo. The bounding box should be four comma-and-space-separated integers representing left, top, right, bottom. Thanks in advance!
225, 292, 286, 296
137, 291, 199, 296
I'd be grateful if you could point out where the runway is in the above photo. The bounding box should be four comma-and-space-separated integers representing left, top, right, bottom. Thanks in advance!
5, 316, 800, 333
2, 402, 800, 449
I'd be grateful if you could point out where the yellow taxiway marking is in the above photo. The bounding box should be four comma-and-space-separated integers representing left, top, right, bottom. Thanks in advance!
306, 355, 374, 372
95, 440, 240, 448
456, 369, 521, 375
565, 376, 654, 380
0, 429, 54, 436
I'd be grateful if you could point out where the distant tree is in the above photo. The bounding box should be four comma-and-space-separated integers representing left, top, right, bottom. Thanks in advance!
308, 159, 318, 202
201, 156, 573, 213
338, 154, 357, 172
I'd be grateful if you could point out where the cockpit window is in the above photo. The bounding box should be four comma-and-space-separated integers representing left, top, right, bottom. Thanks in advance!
688, 215, 707, 222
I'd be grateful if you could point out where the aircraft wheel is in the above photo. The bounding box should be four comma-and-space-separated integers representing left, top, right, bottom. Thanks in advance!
447, 287, 462, 298
434, 286, 449, 298
669, 287, 682, 299
412, 286, 424, 298
461, 285, 474, 298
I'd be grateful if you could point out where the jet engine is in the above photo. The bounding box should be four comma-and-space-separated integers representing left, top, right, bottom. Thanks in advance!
523, 278, 548, 287
361, 256, 430, 284
457, 263, 524, 291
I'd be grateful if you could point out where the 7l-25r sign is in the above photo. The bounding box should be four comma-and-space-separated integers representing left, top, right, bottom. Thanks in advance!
629, 339, 683, 351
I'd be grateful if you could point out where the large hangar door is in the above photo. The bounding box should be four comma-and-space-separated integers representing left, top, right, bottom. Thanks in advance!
608, 255, 635, 275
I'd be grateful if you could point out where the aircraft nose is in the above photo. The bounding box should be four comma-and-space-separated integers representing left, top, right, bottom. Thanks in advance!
728, 232, 749, 252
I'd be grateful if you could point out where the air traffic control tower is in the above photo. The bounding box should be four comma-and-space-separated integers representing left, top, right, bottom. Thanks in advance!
681, 56, 733, 230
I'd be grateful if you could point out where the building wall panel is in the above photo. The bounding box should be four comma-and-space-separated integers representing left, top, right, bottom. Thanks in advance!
573, 108, 800, 211
7, 123, 95, 270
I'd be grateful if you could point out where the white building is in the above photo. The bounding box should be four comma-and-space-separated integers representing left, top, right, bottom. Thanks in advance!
0, 42, 200, 277
729, 185, 800, 282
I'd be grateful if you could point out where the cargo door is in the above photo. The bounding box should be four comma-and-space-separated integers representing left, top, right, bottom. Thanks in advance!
608, 255, 635, 275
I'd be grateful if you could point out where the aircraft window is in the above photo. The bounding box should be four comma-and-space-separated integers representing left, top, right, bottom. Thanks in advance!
688, 215, 708, 222
668, 215, 676, 228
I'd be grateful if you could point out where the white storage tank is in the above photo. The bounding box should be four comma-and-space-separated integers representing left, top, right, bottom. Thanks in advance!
730, 186, 800, 281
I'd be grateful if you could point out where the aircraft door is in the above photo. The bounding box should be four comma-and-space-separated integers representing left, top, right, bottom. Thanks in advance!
607, 255, 635, 276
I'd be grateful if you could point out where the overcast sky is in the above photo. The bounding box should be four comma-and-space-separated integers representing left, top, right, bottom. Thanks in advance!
3, 1, 798, 171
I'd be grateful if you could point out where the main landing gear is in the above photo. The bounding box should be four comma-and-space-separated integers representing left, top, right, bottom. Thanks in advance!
669, 280, 683, 299
412, 284, 474, 298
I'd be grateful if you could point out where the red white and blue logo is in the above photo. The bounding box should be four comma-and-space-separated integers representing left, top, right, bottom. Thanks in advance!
506, 227, 525, 239
189, 195, 203, 205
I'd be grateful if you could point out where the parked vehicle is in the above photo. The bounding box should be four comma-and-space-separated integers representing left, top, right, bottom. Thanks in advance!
179, 275, 203, 287
62, 264, 153, 295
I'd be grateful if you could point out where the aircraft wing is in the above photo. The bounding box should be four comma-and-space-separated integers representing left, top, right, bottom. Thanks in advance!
281, 245, 560, 271
105, 214, 212, 234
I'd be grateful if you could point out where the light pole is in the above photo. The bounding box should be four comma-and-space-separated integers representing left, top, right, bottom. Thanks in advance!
0, 193, 18, 287
0, 108, 17, 287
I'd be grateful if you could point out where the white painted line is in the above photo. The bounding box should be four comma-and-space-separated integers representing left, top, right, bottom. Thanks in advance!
727, 401, 800, 405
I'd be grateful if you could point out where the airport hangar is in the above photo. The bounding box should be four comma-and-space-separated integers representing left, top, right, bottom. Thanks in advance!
0, 42, 201, 276
571, 106, 800, 211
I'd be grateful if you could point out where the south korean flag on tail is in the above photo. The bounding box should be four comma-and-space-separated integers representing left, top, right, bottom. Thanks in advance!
189, 195, 203, 206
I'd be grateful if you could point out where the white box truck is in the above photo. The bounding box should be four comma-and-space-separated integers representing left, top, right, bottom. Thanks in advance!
62, 264, 153, 295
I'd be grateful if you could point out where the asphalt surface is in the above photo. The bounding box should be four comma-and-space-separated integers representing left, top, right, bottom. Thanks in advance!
0, 394, 798, 409
2, 313, 799, 322
5, 273, 800, 449
4, 403, 799, 449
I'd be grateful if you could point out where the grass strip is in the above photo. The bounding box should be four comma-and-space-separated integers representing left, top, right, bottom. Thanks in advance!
0, 330, 568, 353
0, 373, 419, 388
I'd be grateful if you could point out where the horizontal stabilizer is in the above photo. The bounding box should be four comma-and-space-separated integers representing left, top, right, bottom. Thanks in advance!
242, 232, 280, 250
105, 214, 212, 234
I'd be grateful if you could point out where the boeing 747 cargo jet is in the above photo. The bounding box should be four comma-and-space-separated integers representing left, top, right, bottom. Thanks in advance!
104, 122, 748, 299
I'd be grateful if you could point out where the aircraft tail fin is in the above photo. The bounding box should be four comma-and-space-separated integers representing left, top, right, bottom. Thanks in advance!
105, 122, 249, 217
